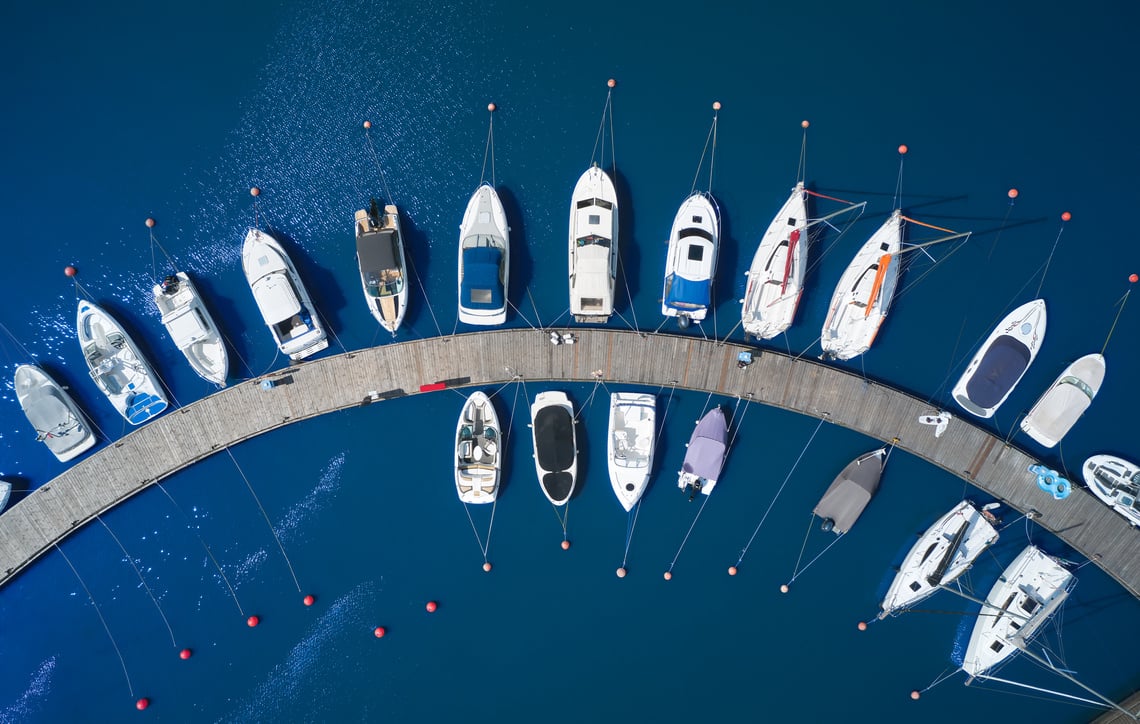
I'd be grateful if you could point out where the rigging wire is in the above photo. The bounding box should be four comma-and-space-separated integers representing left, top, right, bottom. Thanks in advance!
96, 515, 177, 648
224, 446, 303, 593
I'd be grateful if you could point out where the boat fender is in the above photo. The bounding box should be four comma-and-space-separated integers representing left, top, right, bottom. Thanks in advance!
820, 518, 834, 533
678, 315, 691, 330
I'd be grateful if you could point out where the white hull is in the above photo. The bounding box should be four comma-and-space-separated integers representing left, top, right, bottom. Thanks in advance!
457, 184, 510, 326
531, 391, 578, 505
455, 391, 501, 504
879, 500, 999, 618
953, 299, 1046, 418
741, 183, 808, 339
661, 192, 719, 325
355, 203, 409, 333
77, 300, 168, 425
820, 210, 902, 360
0, 479, 10, 512
153, 271, 228, 386
1019, 353, 1104, 447
961, 545, 1074, 678
607, 392, 656, 512
14, 363, 97, 462
569, 165, 618, 323
243, 229, 329, 361
1082, 455, 1140, 527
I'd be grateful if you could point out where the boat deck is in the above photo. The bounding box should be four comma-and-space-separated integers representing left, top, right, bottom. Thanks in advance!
2, 329, 1139, 604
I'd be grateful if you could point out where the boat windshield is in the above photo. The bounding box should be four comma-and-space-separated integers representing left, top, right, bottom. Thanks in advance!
576, 234, 611, 248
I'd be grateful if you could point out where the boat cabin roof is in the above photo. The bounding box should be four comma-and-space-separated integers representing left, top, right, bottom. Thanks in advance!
252, 273, 302, 324
357, 229, 400, 273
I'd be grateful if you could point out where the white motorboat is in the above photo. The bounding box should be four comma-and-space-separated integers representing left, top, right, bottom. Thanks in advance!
1082, 454, 1140, 527
14, 363, 96, 462
960, 545, 1075, 679
820, 210, 903, 361
813, 448, 885, 534
569, 164, 619, 323
355, 200, 409, 334
741, 183, 809, 339
661, 192, 719, 329
677, 406, 728, 498
1019, 353, 1104, 448
243, 228, 329, 361
607, 392, 656, 512
531, 391, 578, 505
76, 300, 168, 425
952, 299, 1046, 419
878, 500, 999, 619
153, 272, 228, 386
457, 183, 510, 326
454, 391, 501, 504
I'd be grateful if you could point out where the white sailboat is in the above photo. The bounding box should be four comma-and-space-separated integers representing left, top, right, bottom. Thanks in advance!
607, 392, 656, 512
14, 364, 96, 462
952, 299, 1046, 418
457, 183, 510, 326
661, 192, 719, 329
454, 391, 501, 504
355, 200, 409, 334
820, 210, 903, 361
568, 165, 619, 323
1019, 353, 1104, 447
153, 272, 229, 386
741, 183, 808, 339
243, 228, 329, 361
531, 391, 578, 505
878, 500, 999, 619
77, 300, 168, 425
1082, 454, 1140, 527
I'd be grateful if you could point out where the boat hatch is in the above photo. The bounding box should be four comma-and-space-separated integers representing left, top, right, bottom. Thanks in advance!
880, 241, 891, 251
908, 581, 922, 592
990, 641, 1005, 653
576, 198, 613, 211
687, 244, 705, 261
580, 297, 604, 311
1021, 597, 1039, 614
691, 214, 703, 223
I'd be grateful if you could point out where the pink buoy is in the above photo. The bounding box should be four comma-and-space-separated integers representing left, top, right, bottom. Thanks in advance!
483, 562, 492, 572
487, 102, 496, 112
247, 615, 260, 627
780, 584, 789, 593
363, 120, 372, 129
1130, 273, 1139, 283
560, 540, 570, 550
374, 626, 386, 638
1007, 188, 1019, 199
145, 217, 156, 228
616, 567, 627, 578
607, 78, 616, 88
136, 697, 150, 710
303, 594, 315, 606
910, 690, 921, 701
897, 144, 908, 155
712, 101, 721, 111
1061, 211, 1072, 222
250, 187, 260, 197
801, 120, 810, 129
663, 571, 672, 581
727, 566, 738, 576
179, 648, 192, 660
857, 621, 868, 631
64, 265, 77, 278
425, 601, 438, 613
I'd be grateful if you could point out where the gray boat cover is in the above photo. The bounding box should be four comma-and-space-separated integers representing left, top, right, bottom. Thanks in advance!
681, 407, 727, 480
357, 229, 399, 273
813, 449, 885, 535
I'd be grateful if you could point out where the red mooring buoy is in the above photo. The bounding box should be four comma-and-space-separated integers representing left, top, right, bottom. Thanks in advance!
136, 698, 150, 710
374, 626, 386, 638
179, 648, 192, 660
247, 615, 260, 627
303, 594, 315, 606
425, 601, 438, 613
64, 265, 77, 277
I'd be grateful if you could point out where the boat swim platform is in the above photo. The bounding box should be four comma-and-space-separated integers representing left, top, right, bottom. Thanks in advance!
1, 328, 1138, 600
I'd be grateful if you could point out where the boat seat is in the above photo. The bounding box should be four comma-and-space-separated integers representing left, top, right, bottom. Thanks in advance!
484, 440, 497, 456
472, 445, 483, 462
459, 441, 473, 460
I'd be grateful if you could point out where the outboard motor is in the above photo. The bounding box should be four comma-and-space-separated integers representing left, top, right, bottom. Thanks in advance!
820, 518, 834, 533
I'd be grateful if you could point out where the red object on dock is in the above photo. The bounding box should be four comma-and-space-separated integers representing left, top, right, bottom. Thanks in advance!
419, 382, 446, 392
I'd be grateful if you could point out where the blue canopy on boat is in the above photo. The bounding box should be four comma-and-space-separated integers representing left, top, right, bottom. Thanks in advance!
663, 274, 710, 311
461, 247, 503, 310
966, 336, 1031, 410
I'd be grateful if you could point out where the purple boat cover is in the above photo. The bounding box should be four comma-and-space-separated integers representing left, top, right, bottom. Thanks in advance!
681, 407, 728, 480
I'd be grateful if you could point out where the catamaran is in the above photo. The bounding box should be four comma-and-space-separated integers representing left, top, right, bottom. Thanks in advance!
1019, 353, 1104, 448
14, 363, 96, 462
878, 500, 999, 619
457, 183, 510, 326
355, 200, 408, 334
813, 449, 885, 534
531, 391, 578, 506
820, 210, 903, 361
741, 183, 809, 339
454, 391, 501, 504
952, 299, 1046, 418
607, 392, 656, 512
243, 228, 329, 361
1082, 454, 1140, 527
77, 300, 168, 425
569, 164, 619, 323
677, 406, 728, 499
153, 272, 228, 386
661, 192, 719, 329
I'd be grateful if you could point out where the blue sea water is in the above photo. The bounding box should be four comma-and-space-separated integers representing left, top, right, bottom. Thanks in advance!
1, 0, 1139, 721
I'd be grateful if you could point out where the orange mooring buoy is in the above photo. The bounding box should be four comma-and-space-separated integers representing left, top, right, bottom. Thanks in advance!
801, 120, 810, 129
897, 144, 908, 155
607, 78, 616, 88
857, 621, 868, 631
425, 601, 438, 613
482, 562, 492, 572
247, 615, 260, 627
145, 217, 156, 228
363, 120, 371, 129
487, 103, 496, 112
1061, 211, 1072, 222
560, 540, 570, 550
616, 567, 627, 578
1007, 188, 1019, 199
64, 265, 77, 277
780, 584, 789, 593
374, 626, 386, 638
303, 594, 315, 606
250, 187, 260, 197
910, 690, 921, 701
1130, 273, 1139, 283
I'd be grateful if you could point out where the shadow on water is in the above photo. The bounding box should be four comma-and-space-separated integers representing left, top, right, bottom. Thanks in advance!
612, 166, 641, 311
714, 196, 739, 316
497, 185, 537, 327
271, 231, 350, 342
187, 271, 255, 379
391, 212, 438, 335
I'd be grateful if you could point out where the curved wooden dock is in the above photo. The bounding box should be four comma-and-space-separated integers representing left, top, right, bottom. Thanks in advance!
2, 329, 1139, 600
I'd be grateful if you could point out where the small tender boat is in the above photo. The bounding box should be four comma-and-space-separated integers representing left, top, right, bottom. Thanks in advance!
243, 228, 329, 361
14, 364, 96, 462
661, 192, 719, 329
153, 272, 229, 386
457, 183, 510, 326
677, 406, 728, 498
569, 164, 619, 323
952, 299, 1046, 418
820, 210, 902, 361
1019, 353, 1105, 447
813, 448, 885, 534
741, 183, 809, 339
607, 392, 656, 512
355, 200, 409, 334
77, 300, 168, 425
1082, 454, 1140, 527
531, 391, 578, 505
454, 391, 501, 504
878, 500, 999, 619
960, 545, 1075, 680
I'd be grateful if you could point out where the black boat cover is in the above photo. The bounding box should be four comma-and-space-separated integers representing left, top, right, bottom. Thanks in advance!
535, 405, 574, 472
965, 336, 1031, 410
